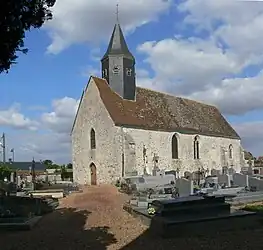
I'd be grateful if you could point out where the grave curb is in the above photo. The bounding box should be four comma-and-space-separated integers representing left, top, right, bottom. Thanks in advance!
0, 216, 43, 231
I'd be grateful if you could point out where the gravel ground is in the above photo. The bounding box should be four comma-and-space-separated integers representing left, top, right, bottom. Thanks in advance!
1, 185, 263, 250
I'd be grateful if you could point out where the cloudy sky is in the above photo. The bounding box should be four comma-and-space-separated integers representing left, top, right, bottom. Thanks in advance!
0, 0, 263, 163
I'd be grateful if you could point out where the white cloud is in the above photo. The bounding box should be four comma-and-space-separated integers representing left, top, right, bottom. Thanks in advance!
45, 0, 172, 54
188, 71, 263, 115
137, 38, 242, 95
178, 0, 263, 64
42, 97, 79, 134
135, 0, 263, 115
233, 121, 263, 157
81, 65, 100, 78
6, 131, 71, 163
2, 97, 79, 163
0, 104, 38, 130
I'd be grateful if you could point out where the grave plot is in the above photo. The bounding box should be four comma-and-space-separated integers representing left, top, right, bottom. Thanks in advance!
0, 195, 59, 231
124, 195, 262, 238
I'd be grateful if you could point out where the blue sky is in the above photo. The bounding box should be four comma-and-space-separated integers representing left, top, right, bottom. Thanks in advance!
0, 0, 263, 163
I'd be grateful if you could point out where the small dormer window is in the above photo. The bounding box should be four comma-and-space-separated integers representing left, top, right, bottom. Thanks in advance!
112, 65, 120, 74
126, 68, 132, 76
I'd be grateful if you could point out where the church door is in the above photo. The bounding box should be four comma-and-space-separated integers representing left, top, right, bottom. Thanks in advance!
90, 163, 97, 185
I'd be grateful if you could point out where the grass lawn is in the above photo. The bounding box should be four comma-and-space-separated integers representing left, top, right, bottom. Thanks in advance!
243, 204, 263, 212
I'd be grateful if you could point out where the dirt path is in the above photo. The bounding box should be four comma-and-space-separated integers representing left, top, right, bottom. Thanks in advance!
1, 185, 263, 250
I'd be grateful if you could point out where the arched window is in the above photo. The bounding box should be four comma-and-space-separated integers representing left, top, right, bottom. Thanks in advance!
194, 136, 200, 159
172, 134, 179, 159
90, 128, 96, 149
229, 144, 233, 159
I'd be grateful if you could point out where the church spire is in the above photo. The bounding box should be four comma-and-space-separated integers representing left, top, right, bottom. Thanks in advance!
101, 5, 134, 61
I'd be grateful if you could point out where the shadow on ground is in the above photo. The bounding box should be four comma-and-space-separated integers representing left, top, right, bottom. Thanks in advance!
0, 208, 117, 250
120, 226, 263, 250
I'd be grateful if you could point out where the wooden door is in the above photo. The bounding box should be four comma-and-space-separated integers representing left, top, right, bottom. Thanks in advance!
90, 163, 97, 185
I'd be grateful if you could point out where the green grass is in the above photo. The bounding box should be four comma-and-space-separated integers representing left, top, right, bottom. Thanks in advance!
243, 204, 263, 212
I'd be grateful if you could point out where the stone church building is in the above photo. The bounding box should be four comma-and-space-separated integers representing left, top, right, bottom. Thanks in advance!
71, 21, 244, 185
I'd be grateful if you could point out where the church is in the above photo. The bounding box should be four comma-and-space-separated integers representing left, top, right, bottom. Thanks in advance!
71, 20, 244, 185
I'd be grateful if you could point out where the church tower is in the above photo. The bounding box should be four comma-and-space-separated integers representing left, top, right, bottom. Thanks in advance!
101, 8, 136, 100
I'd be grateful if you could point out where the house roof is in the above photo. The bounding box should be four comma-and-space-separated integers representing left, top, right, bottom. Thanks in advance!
244, 151, 254, 160
7, 162, 46, 171
72, 76, 240, 139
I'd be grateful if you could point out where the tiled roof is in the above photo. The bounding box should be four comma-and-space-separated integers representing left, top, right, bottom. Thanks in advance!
92, 77, 240, 139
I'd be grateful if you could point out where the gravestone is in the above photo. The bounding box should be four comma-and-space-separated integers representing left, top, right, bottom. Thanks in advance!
10, 173, 15, 183
211, 169, 221, 176
184, 171, 192, 179
228, 167, 236, 175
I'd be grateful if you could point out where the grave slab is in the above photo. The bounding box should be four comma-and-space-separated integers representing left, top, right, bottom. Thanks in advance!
124, 195, 261, 238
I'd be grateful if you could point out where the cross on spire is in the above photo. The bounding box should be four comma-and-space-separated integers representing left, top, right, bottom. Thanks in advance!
116, 3, 119, 23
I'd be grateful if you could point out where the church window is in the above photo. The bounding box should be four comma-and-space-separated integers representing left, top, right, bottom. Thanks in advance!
112, 65, 120, 74
126, 68, 132, 76
172, 134, 179, 159
194, 136, 200, 159
90, 128, 96, 149
229, 144, 233, 159
103, 69, 108, 78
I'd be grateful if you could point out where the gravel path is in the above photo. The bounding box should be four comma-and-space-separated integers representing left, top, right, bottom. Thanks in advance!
1, 185, 263, 250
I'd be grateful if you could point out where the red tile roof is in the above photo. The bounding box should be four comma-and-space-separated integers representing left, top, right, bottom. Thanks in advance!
72, 76, 240, 139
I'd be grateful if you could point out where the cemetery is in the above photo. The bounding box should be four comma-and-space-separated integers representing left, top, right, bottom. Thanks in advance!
0, 161, 80, 231
122, 166, 263, 237
3, 158, 263, 238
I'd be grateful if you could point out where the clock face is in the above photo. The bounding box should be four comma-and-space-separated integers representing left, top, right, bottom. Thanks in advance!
112, 65, 120, 74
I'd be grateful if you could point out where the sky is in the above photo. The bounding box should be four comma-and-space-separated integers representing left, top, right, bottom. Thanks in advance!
1, 0, 263, 163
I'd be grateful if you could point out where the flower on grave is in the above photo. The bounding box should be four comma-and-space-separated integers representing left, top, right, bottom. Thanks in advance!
148, 207, 156, 215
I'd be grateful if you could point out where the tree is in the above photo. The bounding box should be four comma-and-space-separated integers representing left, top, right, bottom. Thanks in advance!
0, 163, 12, 181
66, 163, 73, 169
43, 159, 53, 167
0, 0, 56, 73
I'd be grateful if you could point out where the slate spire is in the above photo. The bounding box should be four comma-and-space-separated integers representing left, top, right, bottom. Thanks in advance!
101, 4, 134, 61
101, 4, 136, 101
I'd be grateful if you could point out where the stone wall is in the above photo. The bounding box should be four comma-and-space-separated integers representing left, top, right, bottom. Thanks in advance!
72, 78, 121, 185
114, 127, 243, 176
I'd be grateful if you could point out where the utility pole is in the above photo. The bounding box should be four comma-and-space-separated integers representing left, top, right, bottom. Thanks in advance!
31, 158, 36, 190
1, 133, 6, 163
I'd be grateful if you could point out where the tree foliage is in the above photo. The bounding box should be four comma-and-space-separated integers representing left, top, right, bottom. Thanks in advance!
43, 159, 53, 168
0, 0, 56, 73
43, 159, 73, 170
0, 163, 12, 181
